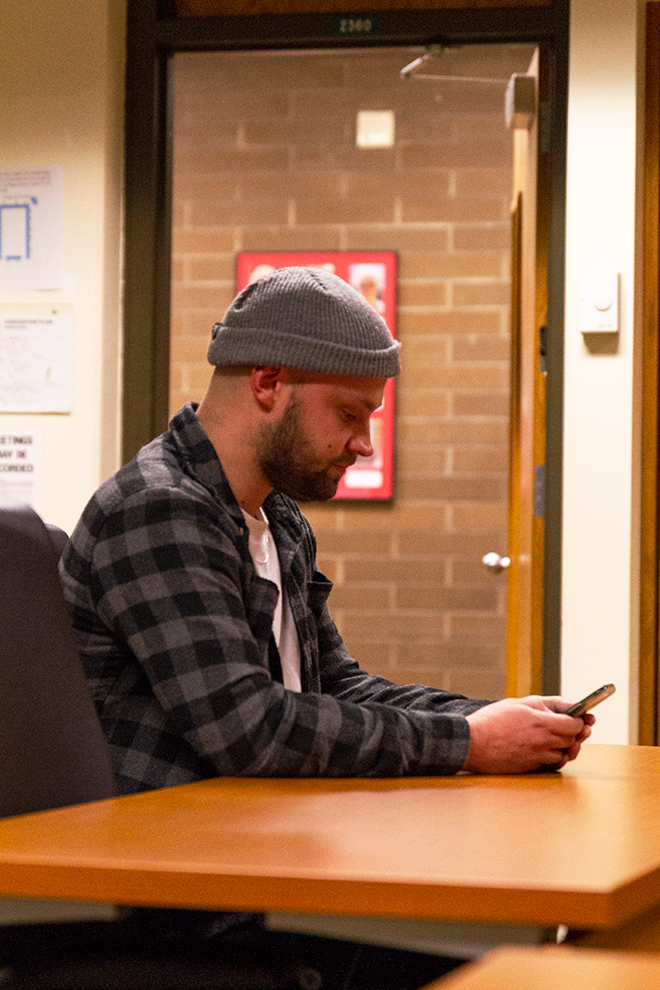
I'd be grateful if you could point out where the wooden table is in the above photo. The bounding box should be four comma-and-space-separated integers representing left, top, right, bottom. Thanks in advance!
424, 946, 660, 990
0, 744, 660, 941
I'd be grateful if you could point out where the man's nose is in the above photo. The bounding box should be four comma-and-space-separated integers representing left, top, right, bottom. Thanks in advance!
348, 427, 373, 459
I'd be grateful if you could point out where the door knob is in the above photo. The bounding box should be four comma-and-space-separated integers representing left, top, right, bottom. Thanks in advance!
482, 552, 510, 574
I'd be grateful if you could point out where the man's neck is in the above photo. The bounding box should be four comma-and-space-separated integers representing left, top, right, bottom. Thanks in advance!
196, 399, 270, 518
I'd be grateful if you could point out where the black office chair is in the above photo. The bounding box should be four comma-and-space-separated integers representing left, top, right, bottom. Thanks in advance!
45, 520, 69, 559
0, 504, 116, 817
0, 504, 321, 990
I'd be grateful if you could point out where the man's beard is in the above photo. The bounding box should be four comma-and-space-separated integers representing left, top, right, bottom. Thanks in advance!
255, 391, 354, 502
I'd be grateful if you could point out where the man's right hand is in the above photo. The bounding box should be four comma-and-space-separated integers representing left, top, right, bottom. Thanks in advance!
463, 696, 594, 774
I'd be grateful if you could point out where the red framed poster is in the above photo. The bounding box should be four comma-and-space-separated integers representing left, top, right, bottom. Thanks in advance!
236, 251, 397, 501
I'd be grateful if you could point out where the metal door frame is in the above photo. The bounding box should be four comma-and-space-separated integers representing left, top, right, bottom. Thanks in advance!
122, 0, 570, 693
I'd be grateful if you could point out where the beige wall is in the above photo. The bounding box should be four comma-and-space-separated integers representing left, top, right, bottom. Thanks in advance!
561, 0, 645, 743
0, 0, 125, 535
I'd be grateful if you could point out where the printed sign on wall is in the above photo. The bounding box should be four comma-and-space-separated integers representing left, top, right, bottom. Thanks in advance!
0, 313, 73, 412
0, 430, 41, 510
236, 251, 397, 502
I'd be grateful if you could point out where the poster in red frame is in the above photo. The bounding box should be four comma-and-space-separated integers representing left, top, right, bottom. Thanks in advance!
236, 251, 397, 501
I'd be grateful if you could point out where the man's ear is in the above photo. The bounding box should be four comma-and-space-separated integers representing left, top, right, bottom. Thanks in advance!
250, 366, 286, 412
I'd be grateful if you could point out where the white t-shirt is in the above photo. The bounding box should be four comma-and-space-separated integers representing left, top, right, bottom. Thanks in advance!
241, 507, 302, 692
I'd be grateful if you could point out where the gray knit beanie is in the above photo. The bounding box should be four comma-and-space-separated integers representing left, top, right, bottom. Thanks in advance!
207, 266, 400, 377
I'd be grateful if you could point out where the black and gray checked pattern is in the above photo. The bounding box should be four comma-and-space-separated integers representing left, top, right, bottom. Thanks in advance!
60, 403, 489, 795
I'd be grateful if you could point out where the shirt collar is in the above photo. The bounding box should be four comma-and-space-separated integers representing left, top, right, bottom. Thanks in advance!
167, 402, 305, 552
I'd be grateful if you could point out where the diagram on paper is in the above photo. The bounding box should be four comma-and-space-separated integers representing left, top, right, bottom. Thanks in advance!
0, 201, 35, 261
0, 168, 63, 290
0, 314, 73, 412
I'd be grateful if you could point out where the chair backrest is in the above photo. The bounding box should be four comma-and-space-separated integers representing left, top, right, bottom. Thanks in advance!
0, 503, 116, 817
45, 521, 69, 559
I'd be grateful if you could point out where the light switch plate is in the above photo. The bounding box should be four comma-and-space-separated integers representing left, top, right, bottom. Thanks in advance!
579, 272, 619, 333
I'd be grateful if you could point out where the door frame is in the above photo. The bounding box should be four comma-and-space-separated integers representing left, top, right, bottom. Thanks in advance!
639, 2, 660, 745
123, 0, 570, 694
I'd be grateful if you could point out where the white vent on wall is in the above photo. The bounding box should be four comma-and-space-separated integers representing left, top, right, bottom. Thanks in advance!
356, 111, 395, 148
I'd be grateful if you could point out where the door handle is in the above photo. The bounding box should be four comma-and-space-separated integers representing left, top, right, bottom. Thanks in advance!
482, 552, 510, 574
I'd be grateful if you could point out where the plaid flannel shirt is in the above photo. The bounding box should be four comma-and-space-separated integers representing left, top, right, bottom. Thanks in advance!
60, 403, 489, 794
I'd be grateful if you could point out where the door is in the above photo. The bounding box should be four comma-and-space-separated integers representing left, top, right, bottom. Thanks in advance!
505, 50, 549, 697
169, 44, 540, 700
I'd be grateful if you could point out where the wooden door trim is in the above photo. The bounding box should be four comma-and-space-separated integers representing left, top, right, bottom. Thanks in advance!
639, 2, 660, 745
505, 47, 550, 698
506, 193, 523, 697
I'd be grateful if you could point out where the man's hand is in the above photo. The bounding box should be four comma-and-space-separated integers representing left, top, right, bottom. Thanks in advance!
463, 696, 594, 774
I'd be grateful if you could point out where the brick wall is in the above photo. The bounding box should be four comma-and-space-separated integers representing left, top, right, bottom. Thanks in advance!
170, 44, 535, 699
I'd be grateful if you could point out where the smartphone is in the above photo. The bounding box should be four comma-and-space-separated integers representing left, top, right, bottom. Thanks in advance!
565, 683, 616, 718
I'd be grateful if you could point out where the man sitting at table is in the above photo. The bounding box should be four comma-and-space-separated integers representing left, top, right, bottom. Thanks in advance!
60, 266, 593, 990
